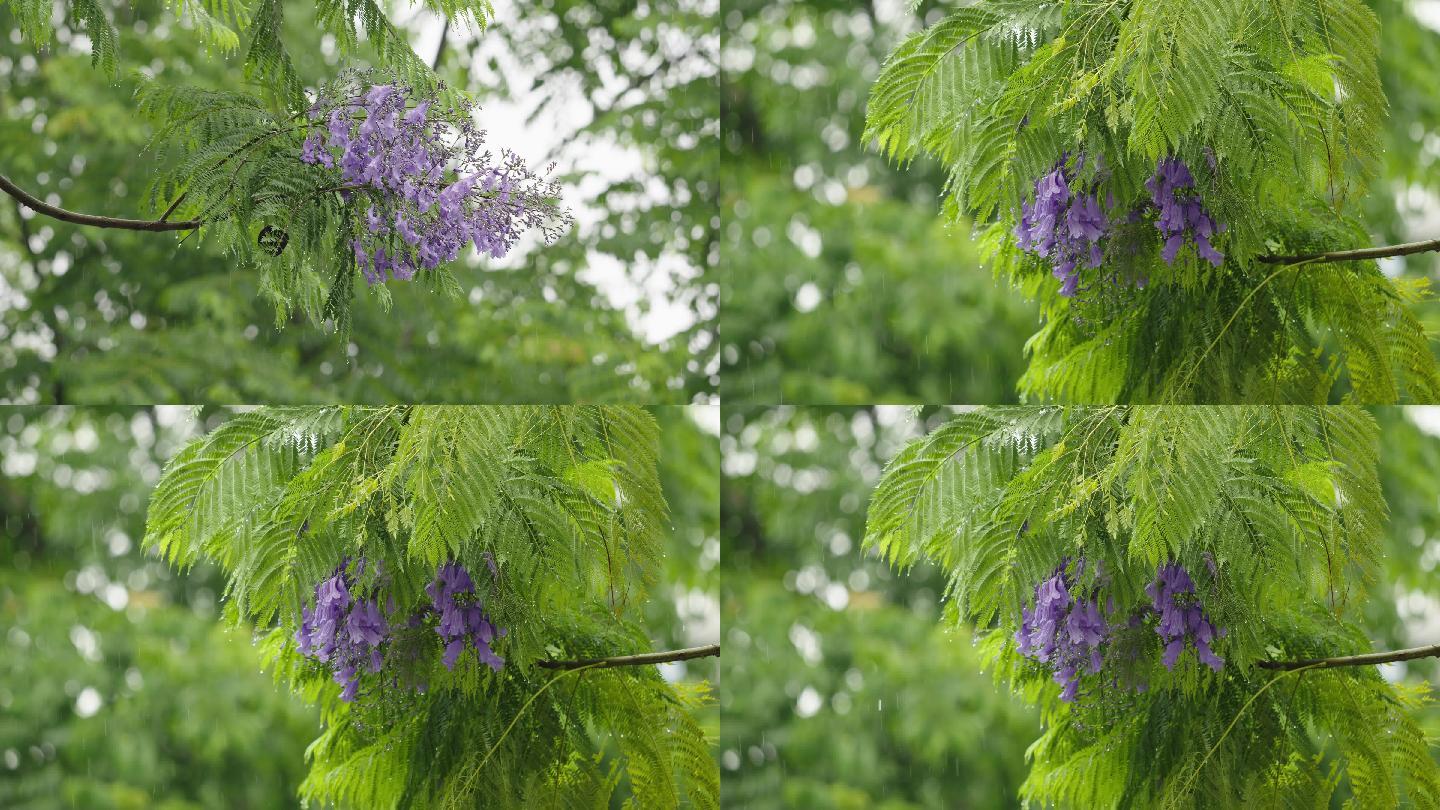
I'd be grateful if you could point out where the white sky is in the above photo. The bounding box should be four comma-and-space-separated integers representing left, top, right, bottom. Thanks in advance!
406, 1, 702, 344
1413, 0, 1440, 31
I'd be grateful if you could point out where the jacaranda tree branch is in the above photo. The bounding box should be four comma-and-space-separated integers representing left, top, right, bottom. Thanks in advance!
535, 643, 720, 670
0, 173, 201, 232
14, 158, 1432, 271
1259, 237, 1440, 265
1256, 642, 1440, 671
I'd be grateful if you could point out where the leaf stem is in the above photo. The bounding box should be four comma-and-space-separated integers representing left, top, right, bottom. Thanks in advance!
1168, 663, 1324, 808
1171, 258, 1318, 400
474, 661, 603, 774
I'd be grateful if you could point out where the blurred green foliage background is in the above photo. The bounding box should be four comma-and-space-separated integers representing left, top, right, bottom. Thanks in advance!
719, 0, 1440, 403
0, 405, 718, 808
720, 406, 1440, 808
0, 0, 716, 403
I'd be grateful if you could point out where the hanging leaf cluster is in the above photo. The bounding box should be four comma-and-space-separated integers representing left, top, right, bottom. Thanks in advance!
2, 0, 492, 93
865, 1, 1440, 402
142, 405, 718, 809
864, 405, 1440, 807
132, 70, 570, 331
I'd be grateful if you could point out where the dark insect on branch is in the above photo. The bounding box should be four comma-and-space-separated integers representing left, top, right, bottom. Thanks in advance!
535, 643, 720, 670
258, 225, 290, 256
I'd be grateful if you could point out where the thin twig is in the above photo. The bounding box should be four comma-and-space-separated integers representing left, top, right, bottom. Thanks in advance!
158, 192, 187, 222
535, 643, 720, 670
0, 173, 201, 232
1256, 642, 1440, 671
1167, 663, 1324, 809
1169, 258, 1316, 400
1259, 237, 1440, 265
432, 16, 450, 70
474, 662, 602, 776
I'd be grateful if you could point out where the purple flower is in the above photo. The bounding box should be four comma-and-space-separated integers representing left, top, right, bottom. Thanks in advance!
1013, 159, 1110, 298
295, 561, 390, 702
1066, 194, 1106, 240
1162, 638, 1185, 669
1015, 560, 1109, 702
1196, 639, 1224, 671
1145, 157, 1224, 268
442, 637, 466, 670
395, 213, 422, 245
467, 607, 493, 642
1014, 152, 1228, 300
426, 560, 507, 673
317, 572, 350, 609
1059, 678, 1079, 703
300, 133, 332, 168
1014, 556, 1228, 705
294, 555, 510, 703
1066, 598, 1106, 646
297, 73, 569, 285
437, 604, 466, 637
365, 84, 397, 105
475, 641, 505, 672
404, 100, 432, 125
295, 605, 316, 654
1146, 560, 1224, 673
1015, 607, 1036, 655
428, 561, 475, 601
346, 598, 388, 646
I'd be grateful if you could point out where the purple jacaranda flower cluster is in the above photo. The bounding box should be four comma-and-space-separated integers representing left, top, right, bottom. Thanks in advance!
1014, 557, 1227, 703
294, 556, 507, 703
1015, 561, 1110, 702
1144, 561, 1225, 672
425, 560, 506, 672
1013, 153, 1226, 296
1145, 157, 1224, 267
295, 561, 389, 702
1014, 160, 1109, 298
299, 71, 569, 285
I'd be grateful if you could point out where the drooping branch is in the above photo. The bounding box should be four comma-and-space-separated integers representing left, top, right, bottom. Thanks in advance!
0, 173, 201, 232
535, 643, 720, 670
1256, 642, 1440, 671
1259, 238, 1440, 265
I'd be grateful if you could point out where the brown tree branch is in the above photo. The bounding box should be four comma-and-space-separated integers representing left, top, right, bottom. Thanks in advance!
535, 643, 719, 670
1256, 642, 1440, 671
0, 174, 201, 232
1259, 238, 1440, 265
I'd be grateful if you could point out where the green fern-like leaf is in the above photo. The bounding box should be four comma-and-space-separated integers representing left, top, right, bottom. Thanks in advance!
144, 406, 714, 809
866, 406, 1438, 807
